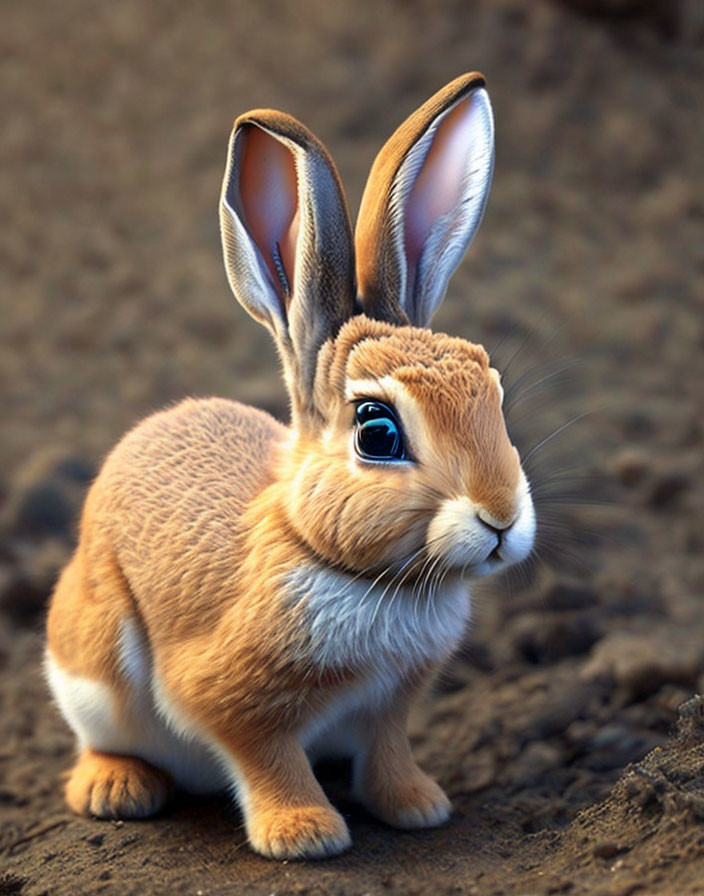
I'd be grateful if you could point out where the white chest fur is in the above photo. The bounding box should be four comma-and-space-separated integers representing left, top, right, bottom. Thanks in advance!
285, 564, 471, 756
286, 564, 471, 671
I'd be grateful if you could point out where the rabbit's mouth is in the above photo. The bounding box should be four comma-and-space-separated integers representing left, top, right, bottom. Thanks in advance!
446, 547, 514, 583
487, 544, 502, 563
425, 473, 536, 580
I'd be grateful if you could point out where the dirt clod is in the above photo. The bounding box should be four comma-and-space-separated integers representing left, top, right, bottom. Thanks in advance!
647, 472, 691, 509
582, 631, 702, 701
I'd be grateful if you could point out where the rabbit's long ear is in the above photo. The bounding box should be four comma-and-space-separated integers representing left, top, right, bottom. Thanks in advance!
220, 111, 355, 420
355, 73, 493, 327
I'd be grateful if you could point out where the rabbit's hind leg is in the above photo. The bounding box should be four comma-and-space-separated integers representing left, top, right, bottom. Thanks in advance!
46, 645, 176, 819
46, 554, 176, 818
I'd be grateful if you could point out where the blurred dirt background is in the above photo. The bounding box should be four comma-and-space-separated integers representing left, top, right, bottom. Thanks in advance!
1, 1, 703, 894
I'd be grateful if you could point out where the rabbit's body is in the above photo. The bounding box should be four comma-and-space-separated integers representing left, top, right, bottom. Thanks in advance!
47, 74, 538, 859
47, 393, 468, 792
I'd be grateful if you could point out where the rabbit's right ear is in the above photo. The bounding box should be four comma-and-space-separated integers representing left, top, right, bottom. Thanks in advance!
355, 73, 494, 328
220, 111, 356, 422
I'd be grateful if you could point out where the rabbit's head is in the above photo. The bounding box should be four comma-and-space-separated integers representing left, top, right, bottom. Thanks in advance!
220, 73, 535, 579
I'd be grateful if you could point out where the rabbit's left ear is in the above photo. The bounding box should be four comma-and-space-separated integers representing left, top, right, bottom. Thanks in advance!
355, 73, 494, 327
220, 111, 356, 420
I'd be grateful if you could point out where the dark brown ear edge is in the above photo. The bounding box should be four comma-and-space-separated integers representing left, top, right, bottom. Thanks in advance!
231, 108, 347, 191
228, 108, 355, 287
355, 72, 487, 325
365, 72, 486, 182
223, 106, 356, 317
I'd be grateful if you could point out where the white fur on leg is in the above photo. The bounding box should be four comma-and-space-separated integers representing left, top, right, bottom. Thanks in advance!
45, 625, 243, 802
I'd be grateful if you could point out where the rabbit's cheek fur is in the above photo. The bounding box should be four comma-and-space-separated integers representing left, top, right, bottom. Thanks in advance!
284, 452, 428, 571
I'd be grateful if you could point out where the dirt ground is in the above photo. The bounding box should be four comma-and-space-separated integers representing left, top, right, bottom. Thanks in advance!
1, 1, 703, 894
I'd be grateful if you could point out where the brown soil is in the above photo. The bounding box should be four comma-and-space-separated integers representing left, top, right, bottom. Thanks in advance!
1, 1, 703, 894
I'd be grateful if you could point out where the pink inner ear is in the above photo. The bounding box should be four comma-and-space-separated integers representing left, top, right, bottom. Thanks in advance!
239, 126, 300, 302
403, 95, 476, 271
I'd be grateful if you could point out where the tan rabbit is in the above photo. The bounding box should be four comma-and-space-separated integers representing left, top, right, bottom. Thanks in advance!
46, 72, 536, 860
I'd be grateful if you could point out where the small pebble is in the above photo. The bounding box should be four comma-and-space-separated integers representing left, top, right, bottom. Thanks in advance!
593, 841, 623, 860
648, 472, 690, 509
612, 450, 650, 488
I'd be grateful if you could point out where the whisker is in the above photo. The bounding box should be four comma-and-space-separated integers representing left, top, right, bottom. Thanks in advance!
504, 359, 584, 413
495, 314, 563, 383
368, 546, 425, 631
522, 409, 599, 467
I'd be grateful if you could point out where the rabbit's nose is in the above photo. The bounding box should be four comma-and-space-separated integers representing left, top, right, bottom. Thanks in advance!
476, 506, 516, 540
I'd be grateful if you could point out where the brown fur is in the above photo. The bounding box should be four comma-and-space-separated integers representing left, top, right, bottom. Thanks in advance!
354, 692, 451, 828
316, 316, 519, 528
47, 74, 528, 860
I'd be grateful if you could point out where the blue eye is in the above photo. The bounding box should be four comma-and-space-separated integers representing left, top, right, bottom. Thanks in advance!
354, 401, 405, 461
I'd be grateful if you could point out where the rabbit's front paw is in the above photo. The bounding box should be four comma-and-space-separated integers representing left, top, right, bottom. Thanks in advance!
248, 805, 351, 860
65, 749, 173, 819
360, 770, 452, 829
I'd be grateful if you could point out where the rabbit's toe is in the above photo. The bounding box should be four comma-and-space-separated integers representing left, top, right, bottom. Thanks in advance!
65, 749, 173, 819
248, 805, 351, 860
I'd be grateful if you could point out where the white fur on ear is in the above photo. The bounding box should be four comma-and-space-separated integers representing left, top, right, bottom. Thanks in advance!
393, 87, 494, 325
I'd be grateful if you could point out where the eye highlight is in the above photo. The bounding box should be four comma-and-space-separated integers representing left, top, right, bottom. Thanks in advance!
354, 401, 405, 462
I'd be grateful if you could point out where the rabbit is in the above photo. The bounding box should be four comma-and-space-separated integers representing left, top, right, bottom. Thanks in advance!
45, 72, 536, 860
